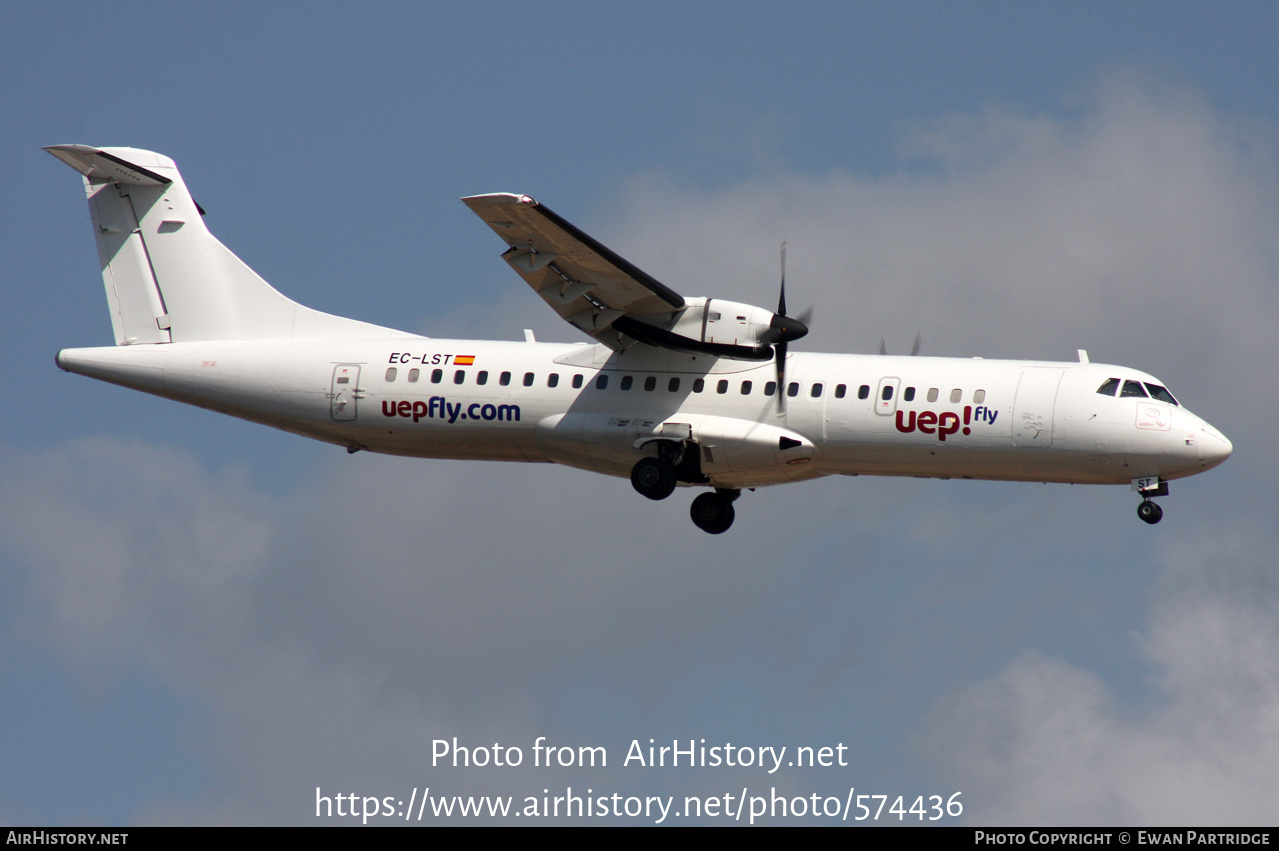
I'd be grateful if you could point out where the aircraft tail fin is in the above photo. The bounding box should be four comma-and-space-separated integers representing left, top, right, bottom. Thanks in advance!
46, 145, 404, 344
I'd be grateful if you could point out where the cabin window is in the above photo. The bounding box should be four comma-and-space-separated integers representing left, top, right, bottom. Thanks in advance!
668, 377, 680, 392
927, 388, 939, 403
811, 383, 823, 398
764, 381, 776, 396
950, 388, 962, 404
693, 378, 705, 393
717, 379, 729, 394
595, 374, 608, 390
973, 389, 985, 403
432, 369, 444, 384
523, 372, 535, 387
741, 380, 753, 395
548, 373, 559, 388
385, 367, 397, 382
834, 384, 846, 398
788, 382, 800, 398
499, 371, 511, 386
620, 375, 633, 391
858, 385, 871, 400
572, 374, 583, 389
903, 386, 916, 402
1145, 383, 1178, 406
477, 370, 488, 385
1120, 380, 1148, 398
408, 368, 420, 383
644, 376, 656, 391
881, 385, 893, 401
454, 370, 465, 384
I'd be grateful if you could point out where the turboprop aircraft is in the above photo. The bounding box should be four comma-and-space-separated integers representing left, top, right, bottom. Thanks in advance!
46, 145, 1232, 533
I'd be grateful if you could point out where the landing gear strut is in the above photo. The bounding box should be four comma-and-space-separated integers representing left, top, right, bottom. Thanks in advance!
1133, 476, 1168, 525
690, 489, 740, 534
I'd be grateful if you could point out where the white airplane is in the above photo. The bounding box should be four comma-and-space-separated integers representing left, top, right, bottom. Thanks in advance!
46, 145, 1232, 533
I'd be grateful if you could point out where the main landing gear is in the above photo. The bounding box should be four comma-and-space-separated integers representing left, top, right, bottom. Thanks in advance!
629, 440, 704, 502
630, 456, 677, 501
628, 447, 741, 533
690, 489, 740, 534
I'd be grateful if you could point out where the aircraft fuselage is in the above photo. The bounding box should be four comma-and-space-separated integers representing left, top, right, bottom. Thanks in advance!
56, 337, 1230, 491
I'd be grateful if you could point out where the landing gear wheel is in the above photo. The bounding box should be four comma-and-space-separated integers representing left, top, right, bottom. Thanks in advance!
631, 457, 677, 500
1137, 500, 1163, 525
690, 492, 736, 534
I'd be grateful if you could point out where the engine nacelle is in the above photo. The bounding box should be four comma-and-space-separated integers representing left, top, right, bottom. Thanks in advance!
666, 297, 779, 349
614, 297, 798, 361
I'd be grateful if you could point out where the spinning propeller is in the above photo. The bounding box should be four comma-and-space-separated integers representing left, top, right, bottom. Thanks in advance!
760, 242, 811, 412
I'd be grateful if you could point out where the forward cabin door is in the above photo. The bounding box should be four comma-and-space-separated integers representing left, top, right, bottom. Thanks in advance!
1012, 367, 1064, 447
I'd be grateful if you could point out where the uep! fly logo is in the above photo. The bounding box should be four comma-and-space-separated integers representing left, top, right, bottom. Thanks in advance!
1136, 403, 1172, 431
895, 405, 998, 441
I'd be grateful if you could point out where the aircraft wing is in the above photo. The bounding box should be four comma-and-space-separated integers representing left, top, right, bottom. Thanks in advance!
462, 193, 685, 348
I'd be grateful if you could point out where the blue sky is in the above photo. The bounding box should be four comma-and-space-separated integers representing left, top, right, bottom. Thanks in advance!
3, 2, 1278, 825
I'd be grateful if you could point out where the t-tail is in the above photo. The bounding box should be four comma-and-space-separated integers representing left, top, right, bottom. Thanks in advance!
46, 145, 400, 344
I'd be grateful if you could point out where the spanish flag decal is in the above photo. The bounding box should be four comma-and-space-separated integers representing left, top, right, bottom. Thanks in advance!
455, 355, 476, 366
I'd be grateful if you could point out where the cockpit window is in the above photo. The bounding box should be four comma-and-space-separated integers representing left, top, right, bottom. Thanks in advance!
1096, 378, 1120, 396
1120, 380, 1148, 398
1144, 383, 1179, 406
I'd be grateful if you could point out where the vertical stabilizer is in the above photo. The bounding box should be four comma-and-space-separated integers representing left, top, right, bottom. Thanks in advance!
46, 145, 405, 344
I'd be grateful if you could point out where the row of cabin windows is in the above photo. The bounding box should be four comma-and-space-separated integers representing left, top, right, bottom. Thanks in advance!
383, 367, 986, 405
384, 367, 587, 389
1096, 378, 1179, 406
882, 386, 987, 404
386, 367, 847, 397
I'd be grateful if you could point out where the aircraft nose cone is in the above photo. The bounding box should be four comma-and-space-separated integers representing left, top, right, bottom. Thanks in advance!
1198, 425, 1233, 471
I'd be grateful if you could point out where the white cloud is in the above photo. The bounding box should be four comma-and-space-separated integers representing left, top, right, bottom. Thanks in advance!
601, 73, 1277, 429
920, 523, 1279, 824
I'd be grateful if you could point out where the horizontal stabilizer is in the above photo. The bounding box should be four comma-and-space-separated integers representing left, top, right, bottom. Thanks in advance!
49, 145, 411, 345
44, 145, 173, 186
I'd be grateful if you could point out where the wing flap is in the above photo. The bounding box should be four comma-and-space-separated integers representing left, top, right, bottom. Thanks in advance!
463, 193, 684, 347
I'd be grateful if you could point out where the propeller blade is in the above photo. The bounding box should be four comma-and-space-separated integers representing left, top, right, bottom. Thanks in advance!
776, 340, 787, 413
878, 336, 887, 356
910, 331, 921, 357
776, 241, 789, 413
778, 241, 787, 317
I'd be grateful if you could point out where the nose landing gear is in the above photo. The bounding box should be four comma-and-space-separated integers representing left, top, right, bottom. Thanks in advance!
1133, 476, 1168, 525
